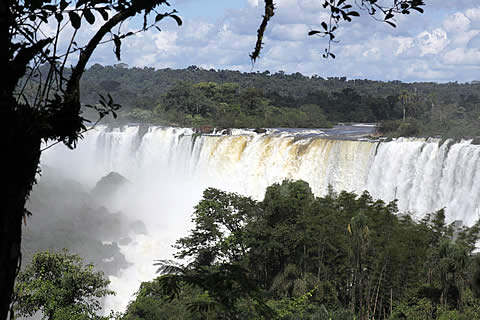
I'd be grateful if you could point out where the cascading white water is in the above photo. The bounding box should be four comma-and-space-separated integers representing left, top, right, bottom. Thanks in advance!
40, 125, 480, 312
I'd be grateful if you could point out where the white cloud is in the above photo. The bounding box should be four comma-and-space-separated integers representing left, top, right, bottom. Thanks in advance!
465, 7, 480, 28
182, 21, 213, 43
265, 40, 306, 62
453, 29, 480, 47
153, 31, 178, 54
443, 12, 470, 33
404, 61, 451, 81
395, 37, 415, 56
362, 47, 380, 59
466, 8, 480, 21
443, 48, 480, 65
269, 24, 309, 41
65, 1, 480, 83
417, 29, 449, 56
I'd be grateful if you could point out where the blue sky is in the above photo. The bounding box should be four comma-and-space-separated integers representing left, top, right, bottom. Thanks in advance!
176, 0, 246, 20
75, 0, 480, 82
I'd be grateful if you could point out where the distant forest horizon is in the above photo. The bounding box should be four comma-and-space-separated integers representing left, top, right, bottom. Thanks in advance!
26, 63, 480, 139
87, 63, 480, 84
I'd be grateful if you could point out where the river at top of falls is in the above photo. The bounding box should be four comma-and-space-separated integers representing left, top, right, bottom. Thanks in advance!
39, 123, 480, 312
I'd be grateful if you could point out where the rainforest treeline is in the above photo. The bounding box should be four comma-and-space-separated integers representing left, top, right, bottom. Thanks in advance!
122, 180, 480, 320
73, 64, 480, 138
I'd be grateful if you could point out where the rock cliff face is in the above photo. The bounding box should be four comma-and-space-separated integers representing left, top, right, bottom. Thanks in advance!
92, 171, 129, 202
195, 125, 214, 134
23, 169, 145, 277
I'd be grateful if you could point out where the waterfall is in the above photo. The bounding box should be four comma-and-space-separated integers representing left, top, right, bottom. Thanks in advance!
39, 125, 480, 312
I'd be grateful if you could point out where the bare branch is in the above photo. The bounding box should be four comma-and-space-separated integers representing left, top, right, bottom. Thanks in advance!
250, 0, 275, 63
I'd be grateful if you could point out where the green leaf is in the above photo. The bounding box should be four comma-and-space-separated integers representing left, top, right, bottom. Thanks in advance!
60, 0, 69, 11
411, 7, 424, 13
385, 20, 396, 28
68, 11, 81, 29
42, 4, 57, 11
321, 21, 328, 31
308, 30, 322, 36
155, 13, 166, 22
84, 8, 95, 24
39, 12, 49, 23
76, 0, 88, 8
55, 13, 64, 23
348, 11, 360, 17
170, 14, 182, 26
97, 7, 109, 20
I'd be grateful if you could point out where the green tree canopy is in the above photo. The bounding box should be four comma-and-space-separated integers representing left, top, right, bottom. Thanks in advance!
134, 180, 480, 320
14, 250, 114, 320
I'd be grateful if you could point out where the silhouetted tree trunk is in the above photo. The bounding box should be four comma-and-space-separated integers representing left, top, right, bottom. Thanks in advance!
0, 100, 42, 318
0, 1, 27, 315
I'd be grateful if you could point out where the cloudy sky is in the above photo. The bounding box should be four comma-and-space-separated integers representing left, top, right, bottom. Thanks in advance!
78, 0, 480, 82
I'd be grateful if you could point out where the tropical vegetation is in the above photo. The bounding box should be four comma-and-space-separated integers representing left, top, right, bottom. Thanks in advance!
122, 180, 480, 320
77, 64, 480, 139
14, 250, 114, 320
